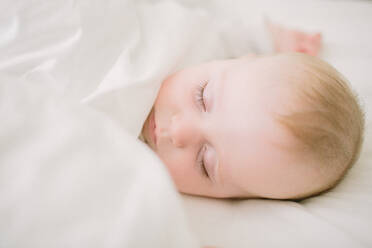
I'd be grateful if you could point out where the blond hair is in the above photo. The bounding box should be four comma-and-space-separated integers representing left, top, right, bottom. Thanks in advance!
275, 53, 365, 199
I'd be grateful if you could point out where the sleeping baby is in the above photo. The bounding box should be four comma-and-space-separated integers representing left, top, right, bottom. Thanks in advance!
140, 21, 364, 200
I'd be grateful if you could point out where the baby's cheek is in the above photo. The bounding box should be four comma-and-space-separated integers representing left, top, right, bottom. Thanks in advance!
158, 150, 200, 192
157, 149, 184, 176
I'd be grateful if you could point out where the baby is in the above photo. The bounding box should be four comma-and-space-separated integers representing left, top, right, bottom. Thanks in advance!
141, 22, 364, 200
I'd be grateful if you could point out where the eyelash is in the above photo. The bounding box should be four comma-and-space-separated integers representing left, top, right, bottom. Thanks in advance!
194, 81, 209, 179
195, 81, 208, 112
197, 145, 209, 178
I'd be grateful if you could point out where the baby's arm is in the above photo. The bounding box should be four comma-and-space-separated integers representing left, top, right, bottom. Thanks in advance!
265, 19, 322, 56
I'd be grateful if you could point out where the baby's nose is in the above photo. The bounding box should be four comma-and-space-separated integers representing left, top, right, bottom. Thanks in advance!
169, 114, 195, 148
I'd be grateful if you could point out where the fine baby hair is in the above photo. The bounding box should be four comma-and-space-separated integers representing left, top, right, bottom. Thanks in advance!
273, 53, 365, 199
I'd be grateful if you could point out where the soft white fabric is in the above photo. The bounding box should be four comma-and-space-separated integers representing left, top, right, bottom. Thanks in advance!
1, 0, 372, 248
0, 0, 209, 247
0, 75, 197, 247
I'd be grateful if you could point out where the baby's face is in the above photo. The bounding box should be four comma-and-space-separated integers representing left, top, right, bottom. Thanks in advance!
142, 56, 318, 199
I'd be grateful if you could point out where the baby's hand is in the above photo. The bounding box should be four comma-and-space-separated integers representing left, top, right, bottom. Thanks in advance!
266, 19, 322, 56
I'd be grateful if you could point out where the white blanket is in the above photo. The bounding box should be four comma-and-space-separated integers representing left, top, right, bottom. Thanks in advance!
1, 0, 205, 247
1, 0, 372, 247
0, 75, 197, 247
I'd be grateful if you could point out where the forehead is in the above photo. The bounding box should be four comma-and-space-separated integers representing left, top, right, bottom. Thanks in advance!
207, 58, 297, 187
211, 57, 291, 142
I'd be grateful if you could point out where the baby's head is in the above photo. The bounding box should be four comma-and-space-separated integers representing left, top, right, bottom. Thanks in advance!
141, 53, 364, 200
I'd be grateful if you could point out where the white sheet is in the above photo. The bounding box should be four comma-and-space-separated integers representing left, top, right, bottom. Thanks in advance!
0, 0, 202, 247
1, 0, 371, 247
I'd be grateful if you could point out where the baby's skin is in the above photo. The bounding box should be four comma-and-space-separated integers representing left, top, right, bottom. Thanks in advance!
266, 19, 322, 56
141, 22, 323, 200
